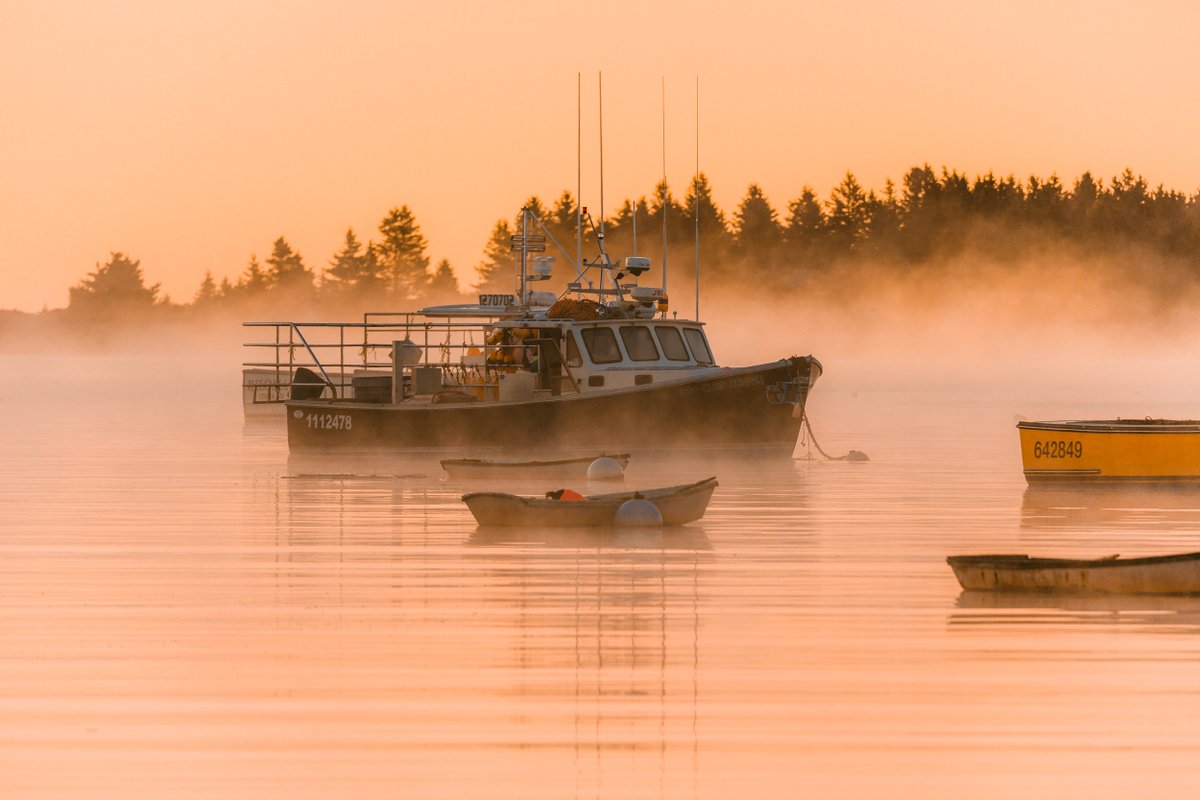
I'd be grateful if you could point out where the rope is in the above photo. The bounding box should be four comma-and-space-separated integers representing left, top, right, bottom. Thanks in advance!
799, 412, 869, 462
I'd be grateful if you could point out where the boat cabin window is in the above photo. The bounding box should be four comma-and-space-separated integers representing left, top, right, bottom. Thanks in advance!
564, 331, 583, 368
683, 328, 713, 365
580, 327, 622, 364
619, 326, 660, 362
654, 326, 690, 361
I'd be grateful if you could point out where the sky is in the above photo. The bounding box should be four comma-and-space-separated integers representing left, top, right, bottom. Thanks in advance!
2, 0, 1199, 311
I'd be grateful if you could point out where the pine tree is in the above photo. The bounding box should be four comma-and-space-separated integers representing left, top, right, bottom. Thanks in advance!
867, 179, 901, 246
236, 255, 269, 296
827, 172, 871, 251
648, 180, 690, 246
682, 173, 731, 256
194, 271, 218, 305
476, 220, 516, 294
427, 259, 462, 305
265, 237, 313, 294
734, 184, 782, 258
548, 190, 579, 250
377, 205, 430, 301
323, 228, 373, 293
1026, 174, 1066, 227
784, 188, 826, 253
68, 252, 160, 316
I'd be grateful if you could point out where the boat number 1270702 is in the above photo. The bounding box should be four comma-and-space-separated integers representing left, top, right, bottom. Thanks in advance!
306, 412, 352, 430
1032, 440, 1082, 459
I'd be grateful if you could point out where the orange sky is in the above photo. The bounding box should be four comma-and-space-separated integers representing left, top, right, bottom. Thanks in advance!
2, 0, 1199, 311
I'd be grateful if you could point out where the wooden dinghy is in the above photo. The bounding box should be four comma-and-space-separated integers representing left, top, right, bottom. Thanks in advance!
441, 453, 631, 479
462, 477, 718, 527
947, 552, 1200, 595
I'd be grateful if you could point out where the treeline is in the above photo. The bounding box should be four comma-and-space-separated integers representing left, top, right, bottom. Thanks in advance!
17, 165, 1200, 333
60, 204, 467, 323
586, 166, 1200, 295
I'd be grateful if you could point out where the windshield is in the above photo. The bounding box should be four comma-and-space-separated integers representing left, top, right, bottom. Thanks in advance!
683, 328, 713, 365
580, 327, 622, 364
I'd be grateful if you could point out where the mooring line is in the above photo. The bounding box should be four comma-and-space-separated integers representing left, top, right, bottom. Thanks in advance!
799, 413, 869, 462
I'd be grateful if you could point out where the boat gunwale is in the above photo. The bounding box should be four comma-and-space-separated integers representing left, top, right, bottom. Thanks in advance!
462, 476, 718, 507
948, 551, 1200, 570
1017, 419, 1200, 434
285, 357, 818, 412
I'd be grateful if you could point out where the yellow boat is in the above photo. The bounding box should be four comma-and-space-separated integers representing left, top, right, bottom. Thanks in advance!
1018, 419, 1200, 481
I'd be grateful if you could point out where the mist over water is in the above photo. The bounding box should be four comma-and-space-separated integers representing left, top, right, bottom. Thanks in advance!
3, 287, 1200, 798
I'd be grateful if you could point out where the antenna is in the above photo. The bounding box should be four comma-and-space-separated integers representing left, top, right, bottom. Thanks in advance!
661, 75, 668, 295
576, 72, 582, 299
632, 200, 638, 255
598, 72, 606, 295
694, 75, 700, 321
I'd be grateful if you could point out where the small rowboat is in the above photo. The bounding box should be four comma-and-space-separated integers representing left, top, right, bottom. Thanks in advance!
1018, 419, 1200, 481
441, 453, 631, 479
462, 477, 717, 527
947, 552, 1200, 595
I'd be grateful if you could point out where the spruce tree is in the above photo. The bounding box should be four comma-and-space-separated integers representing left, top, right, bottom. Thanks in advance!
68, 252, 160, 315
377, 206, 430, 302
237, 255, 269, 296
324, 228, 369, 293
734, 184, 782, 258
194, 271, 219, 304
427, 259, 461, 305
476, 220, 516, 294
265, 237, 313, 294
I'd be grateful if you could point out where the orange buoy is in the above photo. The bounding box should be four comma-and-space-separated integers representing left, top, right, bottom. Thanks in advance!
558, 489, 585, 501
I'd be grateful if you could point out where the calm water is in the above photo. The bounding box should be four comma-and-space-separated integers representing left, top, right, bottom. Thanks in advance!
2, 351, 1200, 799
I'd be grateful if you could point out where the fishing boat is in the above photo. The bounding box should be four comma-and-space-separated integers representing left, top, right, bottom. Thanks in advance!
462, 477, 718, 527
947, 552, 1200, 595
441, 453, 631, 479
245, 207, 821, 451
1017, 419, 1200, 481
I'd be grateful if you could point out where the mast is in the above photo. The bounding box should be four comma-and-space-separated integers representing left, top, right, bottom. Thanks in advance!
598, 72, 606, 293
520, 207, 528, 301
662, 75, 668, 295
576, 72, 582, 299
694, 75, 700, 320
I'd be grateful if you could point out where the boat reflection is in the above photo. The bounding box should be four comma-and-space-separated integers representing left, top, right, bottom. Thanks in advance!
464, 526, 709, 796
949, 590, 1200, 632
1020, 483, 1200, 532
468, 525, 712, 551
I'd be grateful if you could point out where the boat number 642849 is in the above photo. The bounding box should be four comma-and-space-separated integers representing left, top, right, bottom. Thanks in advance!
306, 412, 352, 430
1032, 440, 1082, 459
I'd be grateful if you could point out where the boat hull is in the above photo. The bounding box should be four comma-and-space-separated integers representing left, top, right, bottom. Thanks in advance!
948, 552, 1200, 595
1018, 419, 1200, 481
285, 356, 819, 451
463, 478, 717, 527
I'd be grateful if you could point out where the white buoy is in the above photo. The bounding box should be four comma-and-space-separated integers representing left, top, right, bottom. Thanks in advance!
615, 497, 662, 527
587, 456, 625, 481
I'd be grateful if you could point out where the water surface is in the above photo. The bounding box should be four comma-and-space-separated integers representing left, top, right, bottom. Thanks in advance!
2, 352, 1199, 798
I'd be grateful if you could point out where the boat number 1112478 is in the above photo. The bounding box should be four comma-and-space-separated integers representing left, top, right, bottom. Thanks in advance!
306, 412, 352, 430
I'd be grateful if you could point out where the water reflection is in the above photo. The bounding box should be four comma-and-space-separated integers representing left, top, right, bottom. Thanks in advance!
466, 539, 708, 798
468, 526, 713, 551
950, 590, 1200, 632
1021, 483, 1200, 532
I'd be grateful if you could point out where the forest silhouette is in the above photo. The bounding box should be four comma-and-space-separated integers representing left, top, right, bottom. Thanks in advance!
4, 164, 1199, 346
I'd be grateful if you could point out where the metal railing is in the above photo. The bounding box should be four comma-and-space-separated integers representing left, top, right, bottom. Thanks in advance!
242, 315, 517, 406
